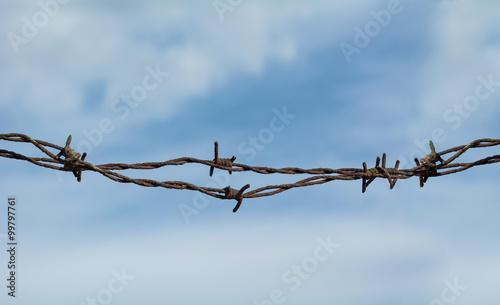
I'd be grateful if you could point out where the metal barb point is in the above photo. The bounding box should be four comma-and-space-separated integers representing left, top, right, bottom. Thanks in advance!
223, 184, 250, 213
210, 141, 236, 177
2, 133, 500, 213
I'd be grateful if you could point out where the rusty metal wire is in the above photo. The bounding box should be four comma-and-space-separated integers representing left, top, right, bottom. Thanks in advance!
1, 133, 499, 212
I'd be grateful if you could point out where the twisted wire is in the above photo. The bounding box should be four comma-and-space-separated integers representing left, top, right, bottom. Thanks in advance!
1, 133, 499, 212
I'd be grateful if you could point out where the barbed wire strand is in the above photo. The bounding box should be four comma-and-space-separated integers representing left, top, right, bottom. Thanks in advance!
1, 133, 499, 212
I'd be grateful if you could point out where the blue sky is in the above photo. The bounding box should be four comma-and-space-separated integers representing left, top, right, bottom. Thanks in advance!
1, 0, 500, 304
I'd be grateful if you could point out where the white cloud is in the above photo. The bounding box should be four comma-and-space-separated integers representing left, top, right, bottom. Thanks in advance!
4, 210, 498, 304
0, 0, 375, 125
2, 2, 500, 304
415, 1, 500, 127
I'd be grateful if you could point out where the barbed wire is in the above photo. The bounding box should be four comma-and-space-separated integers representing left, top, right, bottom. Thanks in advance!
1, 133, 499, 212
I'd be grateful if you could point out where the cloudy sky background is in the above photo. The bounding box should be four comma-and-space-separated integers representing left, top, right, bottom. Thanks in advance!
1, 0, 500, 304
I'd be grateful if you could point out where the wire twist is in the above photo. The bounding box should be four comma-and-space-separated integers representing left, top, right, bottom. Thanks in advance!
1, 133, 499, 212
209, 141, 236, 176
